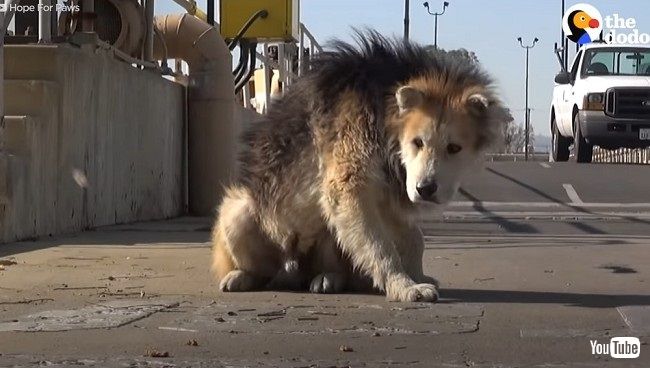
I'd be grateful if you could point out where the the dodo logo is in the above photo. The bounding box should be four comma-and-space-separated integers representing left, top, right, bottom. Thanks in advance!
562, 3, 603, 46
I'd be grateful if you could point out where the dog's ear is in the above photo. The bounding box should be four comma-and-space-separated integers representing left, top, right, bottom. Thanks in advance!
467, 93, 490, 115
396, 86, 424, 114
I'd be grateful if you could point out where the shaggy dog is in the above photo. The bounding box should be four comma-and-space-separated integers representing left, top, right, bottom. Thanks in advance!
212, 32, 504, 302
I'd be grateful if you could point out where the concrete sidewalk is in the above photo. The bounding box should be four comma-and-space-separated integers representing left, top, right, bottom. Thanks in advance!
0, 216, 649, 367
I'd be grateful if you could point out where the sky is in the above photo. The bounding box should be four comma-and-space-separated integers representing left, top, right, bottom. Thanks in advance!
156, 1, 650, 137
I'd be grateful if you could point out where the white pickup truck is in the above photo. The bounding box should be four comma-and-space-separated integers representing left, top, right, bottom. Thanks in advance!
550, 43, 650, 162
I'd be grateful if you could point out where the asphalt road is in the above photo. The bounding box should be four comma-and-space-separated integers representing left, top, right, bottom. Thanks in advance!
0, 161, 649, 367
459, 161, 650, 204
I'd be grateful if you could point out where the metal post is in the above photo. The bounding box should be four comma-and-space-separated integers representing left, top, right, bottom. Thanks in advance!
0, 0, 18, 126
38, 0, 52, 43
242, 80, 251, 109
525, 47, 529, 161
560, 0, 564, 50
434, 13, 438, 49
144, 0, 154, 61
298, 26, 304, 76
263, 45, 271, 113
424, 2, 448, 49
518, 37, 537, 161
0, 8, 4, 128
207, 0, 215, 26
403, 0, 409, 41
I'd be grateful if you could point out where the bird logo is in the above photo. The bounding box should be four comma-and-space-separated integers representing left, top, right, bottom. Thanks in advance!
562, 3, 603, 46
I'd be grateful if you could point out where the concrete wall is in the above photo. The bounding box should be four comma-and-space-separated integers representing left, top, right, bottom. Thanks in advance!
1, 44, 185, 243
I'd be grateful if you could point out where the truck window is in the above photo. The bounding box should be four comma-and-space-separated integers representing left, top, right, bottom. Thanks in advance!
581, 48, 650, 76
569, 51, 583, 81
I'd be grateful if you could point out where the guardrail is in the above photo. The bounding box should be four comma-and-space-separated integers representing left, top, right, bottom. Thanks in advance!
486, 153, 549, 162
593, 147, 650, 164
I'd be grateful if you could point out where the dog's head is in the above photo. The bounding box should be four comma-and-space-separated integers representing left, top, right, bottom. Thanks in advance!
393, 79, 504, 205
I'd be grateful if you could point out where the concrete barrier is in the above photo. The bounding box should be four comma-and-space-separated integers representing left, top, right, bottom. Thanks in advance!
1, 44, 184, 243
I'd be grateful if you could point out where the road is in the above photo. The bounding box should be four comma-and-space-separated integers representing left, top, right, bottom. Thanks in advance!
0, 161, 649, 367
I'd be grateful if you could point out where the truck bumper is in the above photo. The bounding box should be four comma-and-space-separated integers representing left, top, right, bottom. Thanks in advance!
579, 111, 650, 149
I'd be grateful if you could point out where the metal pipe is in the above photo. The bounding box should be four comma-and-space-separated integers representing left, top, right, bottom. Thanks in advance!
233, 42, 251, 86
235, 43, 257, 93
207, 0, 214, 26
96, 40, 158, 69
233, 40, 249, 78
2, 0, 16, 34
298, 27, 304, 76
300, 24, 322, 52
171, 0, 207, 21
38, 0, 52, 43
144, 0, 155, 61
277, 43, 286, 88
263, 46, 271, 113
1, 0, 19, 127
152, 13, 237, 215
227, 9, 268, 51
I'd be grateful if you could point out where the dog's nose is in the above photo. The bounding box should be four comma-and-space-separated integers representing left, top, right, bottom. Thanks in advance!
416, 179, 438, 200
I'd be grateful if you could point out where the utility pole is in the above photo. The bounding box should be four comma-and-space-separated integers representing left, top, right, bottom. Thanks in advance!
207, 0, 215, 26
518, 37, 538, 161
404, 0, 410, 41
561, 0, 568, 71
423, 1, 449, 49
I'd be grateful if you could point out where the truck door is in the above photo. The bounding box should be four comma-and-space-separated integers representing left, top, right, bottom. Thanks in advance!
558, 50, 583, 136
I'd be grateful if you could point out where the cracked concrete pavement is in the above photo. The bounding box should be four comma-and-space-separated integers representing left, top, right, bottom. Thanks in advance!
0, 210, 649, 367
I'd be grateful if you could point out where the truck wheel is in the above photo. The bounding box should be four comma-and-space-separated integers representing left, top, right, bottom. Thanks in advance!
551, 117, 570, 162
573, 114, 593, 163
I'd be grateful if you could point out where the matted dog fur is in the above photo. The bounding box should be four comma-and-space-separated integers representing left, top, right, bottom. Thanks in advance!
212, 31, 505, 302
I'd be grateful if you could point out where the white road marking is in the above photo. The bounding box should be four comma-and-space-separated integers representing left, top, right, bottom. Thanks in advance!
447, 201, 650, 208
617, 306, 650, 335
562, 184, 584, 204
439, 211, 650, 221
539, 163, 551, 168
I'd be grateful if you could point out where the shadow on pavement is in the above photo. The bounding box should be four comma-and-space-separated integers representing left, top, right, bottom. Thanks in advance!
459, 188, 540, 234
441, 288, 650, 308
0, 218, 212, 258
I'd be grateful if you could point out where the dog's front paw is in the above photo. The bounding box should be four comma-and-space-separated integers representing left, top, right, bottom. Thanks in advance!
387, 279, 439, 302
310, 272, 346, 294
219, 270, 257, 292
404, 283, 439, 302
414, 275, 440, 288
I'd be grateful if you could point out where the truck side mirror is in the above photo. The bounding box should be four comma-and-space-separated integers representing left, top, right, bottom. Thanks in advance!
554, 71, 571, 85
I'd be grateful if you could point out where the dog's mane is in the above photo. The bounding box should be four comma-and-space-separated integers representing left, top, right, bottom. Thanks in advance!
304, 30, 492, 110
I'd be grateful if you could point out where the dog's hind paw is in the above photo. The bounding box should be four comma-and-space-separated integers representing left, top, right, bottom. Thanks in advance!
219, 270, 257, 292
310, 272, 346, 294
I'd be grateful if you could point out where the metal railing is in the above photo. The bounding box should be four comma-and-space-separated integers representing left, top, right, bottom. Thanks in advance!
593, 147, 650, 164
247, 23, 322, 114
297, 23, 323, 77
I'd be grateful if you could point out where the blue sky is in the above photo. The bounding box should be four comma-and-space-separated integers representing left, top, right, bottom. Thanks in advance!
156, 1, 650, 136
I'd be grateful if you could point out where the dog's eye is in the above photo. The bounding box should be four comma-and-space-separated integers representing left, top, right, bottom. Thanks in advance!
447, 143, 462, 154
412, 137, 424, 149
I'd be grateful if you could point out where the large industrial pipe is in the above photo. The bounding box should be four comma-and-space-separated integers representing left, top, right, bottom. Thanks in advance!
153, 14, 237, 216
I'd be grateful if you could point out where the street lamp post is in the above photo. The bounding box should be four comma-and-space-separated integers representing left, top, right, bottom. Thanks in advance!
404, 0, 410, 41
423, 1, 449, 49
518, 37, 539, 161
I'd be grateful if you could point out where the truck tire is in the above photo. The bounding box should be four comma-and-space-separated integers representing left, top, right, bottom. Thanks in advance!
551, 116, 570, 162
573, 113, 593, 163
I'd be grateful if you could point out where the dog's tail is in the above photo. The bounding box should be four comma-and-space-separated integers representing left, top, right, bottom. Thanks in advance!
211, 217, 236, 283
